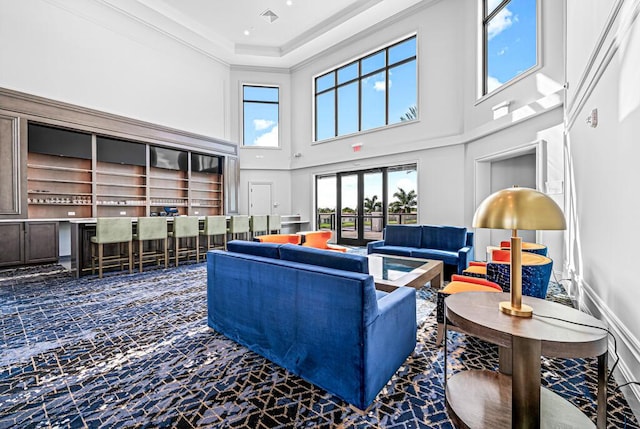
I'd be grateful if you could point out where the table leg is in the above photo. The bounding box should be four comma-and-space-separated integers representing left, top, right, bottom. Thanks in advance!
512, 336, 541, 428
443, 305, 449, 390
597, 352, 607, 429
499, 346, 512, 375
431, 269, 443, 289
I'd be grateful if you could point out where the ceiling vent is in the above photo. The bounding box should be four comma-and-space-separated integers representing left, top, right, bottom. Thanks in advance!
260, 9, 279, 23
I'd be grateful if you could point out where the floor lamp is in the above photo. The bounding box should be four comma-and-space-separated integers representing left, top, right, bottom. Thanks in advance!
472, 186, 566, 317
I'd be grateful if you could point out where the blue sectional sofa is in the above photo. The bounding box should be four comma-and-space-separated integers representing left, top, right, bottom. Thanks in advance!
207, 241, 417, 410
366, 224, 474, 274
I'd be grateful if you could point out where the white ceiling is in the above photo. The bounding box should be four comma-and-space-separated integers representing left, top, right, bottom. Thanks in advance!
101, 0, 428, 68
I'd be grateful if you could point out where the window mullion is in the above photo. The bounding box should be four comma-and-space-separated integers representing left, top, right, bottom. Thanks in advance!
385, 49, 389, 126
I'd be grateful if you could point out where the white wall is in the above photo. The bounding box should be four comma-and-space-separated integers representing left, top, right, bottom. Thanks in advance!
0, 0, 230, 139
566, 0, 640, 405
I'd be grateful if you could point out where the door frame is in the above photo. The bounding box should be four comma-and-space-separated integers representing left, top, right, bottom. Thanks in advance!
473, 139, 547, 260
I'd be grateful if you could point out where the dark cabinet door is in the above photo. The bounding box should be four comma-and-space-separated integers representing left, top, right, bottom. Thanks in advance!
25, 222, 59, 264
0, 223, 24, 266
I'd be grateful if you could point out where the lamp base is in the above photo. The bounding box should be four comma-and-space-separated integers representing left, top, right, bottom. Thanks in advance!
499, 301, 533, 317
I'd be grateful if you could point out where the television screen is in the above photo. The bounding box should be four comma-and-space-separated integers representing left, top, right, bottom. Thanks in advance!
97, 136, 146, 166
149, 146, 188, 171
28, 123, 92, 159
191, 153, 221, 173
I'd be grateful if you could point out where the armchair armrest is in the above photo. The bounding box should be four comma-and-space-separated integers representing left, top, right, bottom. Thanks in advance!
457, 246, 474, 274
363, 286, 416, 408
366, 240, 385, 254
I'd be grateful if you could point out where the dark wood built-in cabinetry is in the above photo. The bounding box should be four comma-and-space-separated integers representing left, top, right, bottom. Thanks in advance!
0, 221, 59, 267
0, 87, 239, 267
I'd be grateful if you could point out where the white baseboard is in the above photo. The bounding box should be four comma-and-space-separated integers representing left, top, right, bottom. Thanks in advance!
579, 278, 640, 415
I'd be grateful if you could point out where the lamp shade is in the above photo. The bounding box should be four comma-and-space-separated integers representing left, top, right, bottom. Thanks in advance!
473, 186, 566, 231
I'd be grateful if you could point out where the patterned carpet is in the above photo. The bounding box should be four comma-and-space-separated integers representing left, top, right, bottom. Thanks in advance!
0, 262, 638, 428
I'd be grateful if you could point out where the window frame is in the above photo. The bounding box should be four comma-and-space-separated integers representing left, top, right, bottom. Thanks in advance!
313, 34, 418, 143
242, 84, 280, 148
480, 0, 540, 98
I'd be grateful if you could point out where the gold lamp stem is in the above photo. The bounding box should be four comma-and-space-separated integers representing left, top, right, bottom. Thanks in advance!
499, 230, 533, 317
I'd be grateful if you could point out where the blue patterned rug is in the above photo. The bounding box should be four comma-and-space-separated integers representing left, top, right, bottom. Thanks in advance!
0, 262, 638, 428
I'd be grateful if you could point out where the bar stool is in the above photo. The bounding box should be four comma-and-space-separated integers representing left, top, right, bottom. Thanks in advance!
169, 216, 200, 266
91, 217, 133, 278
228, 215, 250, 240
134, 217, 168, 272
200, 215, 227, 254
250, 215, 268, 238
268, 214, 281, 234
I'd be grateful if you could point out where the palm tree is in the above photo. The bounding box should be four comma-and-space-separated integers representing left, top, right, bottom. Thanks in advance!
364, 195, 381, 213
389, 187, 417, 213
400, 105, 418, 122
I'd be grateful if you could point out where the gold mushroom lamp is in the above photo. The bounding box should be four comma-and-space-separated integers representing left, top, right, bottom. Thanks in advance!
472, 186, 566, 317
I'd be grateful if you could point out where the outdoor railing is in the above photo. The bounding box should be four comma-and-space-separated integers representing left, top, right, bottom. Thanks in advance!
317, 212, 417, 231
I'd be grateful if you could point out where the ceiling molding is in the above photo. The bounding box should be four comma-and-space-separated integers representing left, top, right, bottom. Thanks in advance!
280, 0, 384, 56
290, 0, 439, 72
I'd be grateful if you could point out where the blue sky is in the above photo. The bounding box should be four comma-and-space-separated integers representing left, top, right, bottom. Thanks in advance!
486, 0, 537, 92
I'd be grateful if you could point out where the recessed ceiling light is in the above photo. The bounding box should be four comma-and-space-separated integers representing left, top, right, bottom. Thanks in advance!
286, 0, 293, 6
243, 29, 250, 36
260, 9, 279, 23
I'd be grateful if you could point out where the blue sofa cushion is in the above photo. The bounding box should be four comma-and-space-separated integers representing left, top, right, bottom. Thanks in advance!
369, 246, 414, 257
384, 225, 422, 248
410, 248, 460, 266
226, 240, 281, 259
279, 243, 369, 274
421, 225, 467, 252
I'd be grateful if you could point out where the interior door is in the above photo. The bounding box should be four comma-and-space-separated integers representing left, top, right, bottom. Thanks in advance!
249, 182, 272, 215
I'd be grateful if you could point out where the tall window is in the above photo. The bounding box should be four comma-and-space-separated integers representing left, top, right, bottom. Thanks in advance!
314, 35, 417, 142
243, 85, 279, 147
482, 0, 537, 95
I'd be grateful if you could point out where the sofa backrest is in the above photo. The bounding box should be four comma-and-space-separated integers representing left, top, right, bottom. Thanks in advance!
383, 225, 422, 248
227, 240, 282, 259
208, 250, 378, 328
279, 243, 369, 274
421, 225, 468, 252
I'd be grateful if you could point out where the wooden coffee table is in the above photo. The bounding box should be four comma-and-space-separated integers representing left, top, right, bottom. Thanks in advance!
368, 253, 443, 292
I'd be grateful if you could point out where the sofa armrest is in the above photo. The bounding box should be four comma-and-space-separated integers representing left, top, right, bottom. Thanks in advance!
366, 240, 385, 254
363, 286, 416, 407
457, 246, 474, 274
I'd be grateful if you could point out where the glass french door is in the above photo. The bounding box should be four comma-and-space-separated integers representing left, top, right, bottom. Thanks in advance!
315, 164, 417, 247
337, 169, 385, 246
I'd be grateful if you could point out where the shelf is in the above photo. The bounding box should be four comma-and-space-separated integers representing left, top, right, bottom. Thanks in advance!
96, 171, 146, 179
97, 202, 146, 206
150, 203, 187, 207
96, 182, 144, 188
97, 193, 146, 198
28, 191, 92, 196
28, 178, 92, 185
28, 202, 92, 206
190, 178, 223, 185
446, 370, 595, 428
27, 163, 92, 174
148, 186, 188, 191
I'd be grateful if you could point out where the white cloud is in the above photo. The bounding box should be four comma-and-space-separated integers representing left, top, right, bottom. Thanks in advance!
374, 80, 390, 91
497, 47, 508, 56
254, 125, 278, 147
487, 76, 503, 92
253, 119, 275, 131
487, 7, 513, 40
